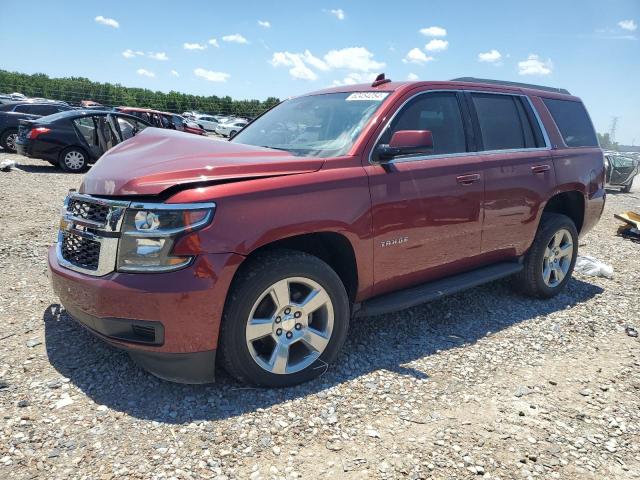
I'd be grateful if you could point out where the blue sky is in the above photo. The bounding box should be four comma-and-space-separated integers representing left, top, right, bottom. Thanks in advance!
1, 0, 639, 143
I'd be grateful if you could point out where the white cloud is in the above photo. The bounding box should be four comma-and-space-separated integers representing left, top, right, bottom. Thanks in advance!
271, 52, 318, 80
171, 70, 180, 77
478, 49, 502, 63
95, 15, 119, 28
330, 9, 345, 20
518, 54, 553, 76
419, 26, 446, 37
271, 46, 385, 80
208, 38, 219, 48
222, 34, 248, 44
403, 47, 433, 65
618, 19, 637, 31
184, 42, 206, 50
258, 20, 271, 28
122, 49, 143, 59
332, 72, 377, 86
136, 69, 155, 78
407, 73, 419, 81
302, 50, 329, 71
324, 47, 385, 72
148, 52, 168, 61
425, 39, 448, 52
194, 67, 230, 82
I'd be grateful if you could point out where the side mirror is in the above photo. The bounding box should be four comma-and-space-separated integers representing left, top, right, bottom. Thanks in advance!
376, 130, 434, 161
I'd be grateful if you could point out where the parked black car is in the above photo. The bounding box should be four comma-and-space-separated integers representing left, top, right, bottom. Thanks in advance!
15, 110, 150, 172
604, 152, 639, 193
0, 102, 73, 152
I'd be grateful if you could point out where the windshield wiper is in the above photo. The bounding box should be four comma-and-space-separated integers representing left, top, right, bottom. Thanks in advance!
259, 145, 290, 152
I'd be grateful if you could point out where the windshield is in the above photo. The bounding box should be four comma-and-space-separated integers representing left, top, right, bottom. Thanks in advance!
231, 92, 389, 157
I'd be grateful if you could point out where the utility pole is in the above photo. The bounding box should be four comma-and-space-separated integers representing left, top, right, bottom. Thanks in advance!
609, 117, 619, 150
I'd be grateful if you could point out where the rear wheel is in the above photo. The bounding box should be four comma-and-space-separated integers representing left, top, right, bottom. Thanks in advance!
59, 147, 88, 173
514, 213, 578, 298
621, 178, 633, 193
229, 130, 237, 138
219, 250, 350, 387
0, 129, 18, 152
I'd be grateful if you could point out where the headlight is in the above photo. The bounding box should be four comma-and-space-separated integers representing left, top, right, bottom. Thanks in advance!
117, 203, 215, 272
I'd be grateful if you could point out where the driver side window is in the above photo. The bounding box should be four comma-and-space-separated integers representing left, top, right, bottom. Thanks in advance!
380, 92, 468, 157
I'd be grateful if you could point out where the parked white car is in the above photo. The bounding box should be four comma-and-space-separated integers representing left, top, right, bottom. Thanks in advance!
215, 120, 248, 137
193, 114, 220, 131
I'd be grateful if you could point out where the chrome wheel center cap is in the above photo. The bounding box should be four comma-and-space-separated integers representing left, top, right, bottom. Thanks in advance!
281, 313, 297, 331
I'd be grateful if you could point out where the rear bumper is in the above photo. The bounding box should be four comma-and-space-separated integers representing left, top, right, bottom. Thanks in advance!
48, 246, 244, 383
16, 140, 59, 162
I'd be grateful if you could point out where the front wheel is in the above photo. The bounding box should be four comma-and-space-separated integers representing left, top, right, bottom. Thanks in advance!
514, 213, 578, 298
59, 147, 89, 173
219, 250, 350, 387
621, 179, 633, 193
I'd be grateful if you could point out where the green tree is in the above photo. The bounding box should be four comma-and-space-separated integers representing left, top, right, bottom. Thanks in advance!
0, 69, 279, 118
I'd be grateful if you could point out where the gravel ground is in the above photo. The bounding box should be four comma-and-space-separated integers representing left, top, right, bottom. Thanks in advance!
1, 150, 639, 480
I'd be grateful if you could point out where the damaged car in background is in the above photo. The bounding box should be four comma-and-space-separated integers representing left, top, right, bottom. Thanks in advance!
604, 151, 639, 193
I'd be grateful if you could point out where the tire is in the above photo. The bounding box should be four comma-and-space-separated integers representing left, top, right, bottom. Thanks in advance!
621, 179, 633, 193
514, 213, 578, 298
219, 249, 350, 387
0, 129, 18, 152
58, 147, 89, 173
229, 130, 237, 138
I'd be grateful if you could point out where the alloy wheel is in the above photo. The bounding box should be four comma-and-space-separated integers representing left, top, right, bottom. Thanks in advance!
6, 133, 17, 151
542, 228, 573, 287
245, 277, 334, 375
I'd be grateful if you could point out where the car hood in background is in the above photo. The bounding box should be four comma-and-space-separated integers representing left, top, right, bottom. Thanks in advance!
80, 128, 323, 196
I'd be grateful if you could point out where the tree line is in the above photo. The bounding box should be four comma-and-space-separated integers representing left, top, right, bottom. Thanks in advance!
0, 70, 280, 118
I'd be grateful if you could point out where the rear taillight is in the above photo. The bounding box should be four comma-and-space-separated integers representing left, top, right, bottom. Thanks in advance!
27, 127, 51, 139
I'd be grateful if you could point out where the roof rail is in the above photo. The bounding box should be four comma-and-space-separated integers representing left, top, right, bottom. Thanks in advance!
451, 77, 570, 95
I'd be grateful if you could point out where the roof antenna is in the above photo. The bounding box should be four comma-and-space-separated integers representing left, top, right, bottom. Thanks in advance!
371, 73, 391, 87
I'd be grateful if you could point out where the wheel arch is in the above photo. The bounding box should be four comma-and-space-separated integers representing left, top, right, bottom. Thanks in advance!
541, 190, 585, 233
238, 232, 359, 304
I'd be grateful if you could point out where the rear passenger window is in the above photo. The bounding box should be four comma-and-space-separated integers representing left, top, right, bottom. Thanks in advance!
542, 98, 598, 147
29, 105, 59, 116
380, 92, 467, 156
471, 93, 540, 151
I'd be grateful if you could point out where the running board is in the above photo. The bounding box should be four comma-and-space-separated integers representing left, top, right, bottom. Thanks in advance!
355, 262, 523, 318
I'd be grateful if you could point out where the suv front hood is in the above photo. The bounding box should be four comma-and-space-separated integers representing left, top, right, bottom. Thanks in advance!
80, 128, 323, 196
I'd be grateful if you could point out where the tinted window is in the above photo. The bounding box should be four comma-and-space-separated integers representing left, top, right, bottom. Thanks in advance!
380, 92, 467, 156
472, 93, 533, 150
29, 105, 61, 116
172, 115, 184, 129
13, 104, 32, 113
543, 98, 598, 147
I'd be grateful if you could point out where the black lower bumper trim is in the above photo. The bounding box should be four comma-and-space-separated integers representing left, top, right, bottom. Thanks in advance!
128, 349, 216, 384
65, 305, 164, 345
64, 304, 216, 384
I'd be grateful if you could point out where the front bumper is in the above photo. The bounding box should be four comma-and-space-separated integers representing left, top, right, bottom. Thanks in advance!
48, 246, 244, 383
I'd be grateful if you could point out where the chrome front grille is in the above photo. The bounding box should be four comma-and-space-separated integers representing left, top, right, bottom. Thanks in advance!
61, 231, 101, 270
57, 193, 130, 276
67, 198, 111, 224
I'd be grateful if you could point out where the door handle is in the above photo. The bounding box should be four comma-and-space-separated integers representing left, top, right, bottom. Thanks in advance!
456, 173, 481, 185
531, 164, 551, 174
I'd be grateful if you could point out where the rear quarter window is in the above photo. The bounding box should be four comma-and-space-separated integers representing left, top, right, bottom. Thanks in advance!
543, 98, 598, 148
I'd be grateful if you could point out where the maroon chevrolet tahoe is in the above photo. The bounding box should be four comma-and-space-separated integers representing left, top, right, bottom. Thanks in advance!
49, 76, 605, 387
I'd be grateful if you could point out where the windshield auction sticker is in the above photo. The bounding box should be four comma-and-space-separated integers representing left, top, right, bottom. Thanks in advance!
345, 92, 389, 101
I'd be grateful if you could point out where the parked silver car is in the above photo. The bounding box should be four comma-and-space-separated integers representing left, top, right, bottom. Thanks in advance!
604, 152, 639, 193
